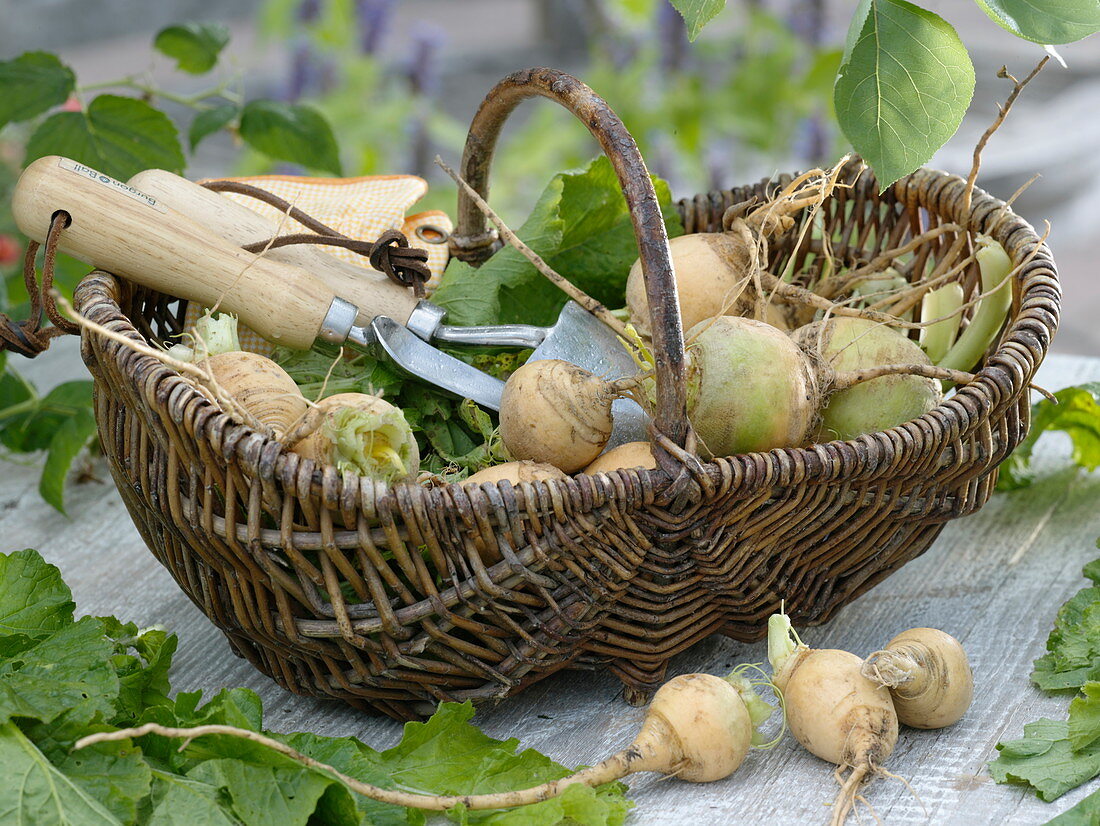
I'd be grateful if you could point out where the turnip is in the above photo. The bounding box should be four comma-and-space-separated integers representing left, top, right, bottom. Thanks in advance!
862, 628, 973, 729
499, 359, 633, 473
203, 350, 310, 438
794, 317, 942, 441
583, 441, 657, 474
166, 309, 242, 362
769, 613, 899, 826
626, 233, 756, 336
290, 392, 419, 482
464, 460, 566, 485
682, 316, 818, 457
82, 671, 774, 809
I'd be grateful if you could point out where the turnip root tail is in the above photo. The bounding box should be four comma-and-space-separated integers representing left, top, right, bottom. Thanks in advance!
767, 612, 900, 826
831, 763, 872, 826
76, 672, 761, 813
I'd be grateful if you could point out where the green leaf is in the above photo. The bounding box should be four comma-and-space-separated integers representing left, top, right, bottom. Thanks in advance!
189, 104, 237, 150
239, 100, 341, 175
999, 383, 1100, 490
0, 720, 122, 825
989, 718, 1100, 801
52, 737, 153, 824
0, 548, 631, 825
0, 548, 74, 638
280, 731, 408, 826
669, 0, 727, 40
1045, 785, 1100, 824
0, 52, 76, 130
1069, 682, 1100, 751
433, 156, 682, 327
25, 94, 185, 181
973, 1, 1100, 45
40, 406, 98, 513
154, 23, 230, 74
101, 619, 177, 724
0, 379, 93, 454
834, 0, 975, 189
432, 175, 565, 327
1031, 580, 1100, 692
0, 616, 118, 727
145, 770, 241, 826
187, 758, 355, 826
362, 702, 632, 825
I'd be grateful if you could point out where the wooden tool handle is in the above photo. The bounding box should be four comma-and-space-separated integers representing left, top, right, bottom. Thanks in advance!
127, 169, 419, 326
13, 157, 335, 350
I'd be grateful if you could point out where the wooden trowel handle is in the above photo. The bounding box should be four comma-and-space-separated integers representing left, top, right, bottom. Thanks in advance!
13, 156, 337, 350
127, 169, 419, 327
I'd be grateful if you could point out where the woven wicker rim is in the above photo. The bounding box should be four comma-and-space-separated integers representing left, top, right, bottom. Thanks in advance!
75, 73, 1059, 520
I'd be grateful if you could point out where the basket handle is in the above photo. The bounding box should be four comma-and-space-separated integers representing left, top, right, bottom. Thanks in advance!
449, 67, 689, 448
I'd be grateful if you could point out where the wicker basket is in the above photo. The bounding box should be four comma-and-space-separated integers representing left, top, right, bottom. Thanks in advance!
71, 69, 1058, 720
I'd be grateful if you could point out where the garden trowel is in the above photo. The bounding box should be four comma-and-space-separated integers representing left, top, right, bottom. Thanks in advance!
127, 168, 647, 447
13, 157, 647, 446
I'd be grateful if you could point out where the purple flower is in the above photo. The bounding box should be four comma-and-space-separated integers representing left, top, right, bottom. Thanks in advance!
787, 0, 826, 46
285, 40, 316, 102
297, 0, 321, 25
357, 0, 396, 55
406, 24, 446, 96
657, 1, 688, 73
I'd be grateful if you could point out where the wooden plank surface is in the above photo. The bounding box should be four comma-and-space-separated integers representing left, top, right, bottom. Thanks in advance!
3, 341, 1099, 825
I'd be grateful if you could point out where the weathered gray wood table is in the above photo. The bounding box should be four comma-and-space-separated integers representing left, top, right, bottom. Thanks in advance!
3, 341, 1099, 825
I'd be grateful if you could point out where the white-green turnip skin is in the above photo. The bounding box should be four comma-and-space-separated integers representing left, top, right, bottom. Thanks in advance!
774, 647, 899, 768
870, 628, 973, 729
631, 673, 754, 782
499, 359, 614, 474
684, 317, 817, 457
795, 317, 941, 441
627, 233, 755, 337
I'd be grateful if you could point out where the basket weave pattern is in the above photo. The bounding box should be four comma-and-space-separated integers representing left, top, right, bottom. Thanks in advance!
73, 156, 1058, 719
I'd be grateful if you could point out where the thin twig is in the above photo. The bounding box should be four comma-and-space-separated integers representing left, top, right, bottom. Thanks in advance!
209, 191, 299, 316
76, 722, 640, 812
819, 224, 963, 299
436, 156, 632, 341
54, 292, 269, 434
831, 363, 976, 391
963, 57, 1048, 215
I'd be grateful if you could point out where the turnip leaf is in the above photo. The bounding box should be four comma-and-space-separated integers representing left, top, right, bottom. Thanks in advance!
1044, 785, 1100, 824
973, 1, 1100, 45
1069, 682, 1100, 752
0, 549, 633, 826
433, 156, 682, 327
834, 0, 974, 189
0, 721, 122, 826
989, 718, 1100, 801
0, 548, 74, 638
999, 383, 1100, 490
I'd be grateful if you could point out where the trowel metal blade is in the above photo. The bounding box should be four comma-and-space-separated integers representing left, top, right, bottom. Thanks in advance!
367, 317, 506, 411
527, 301, 649, 448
